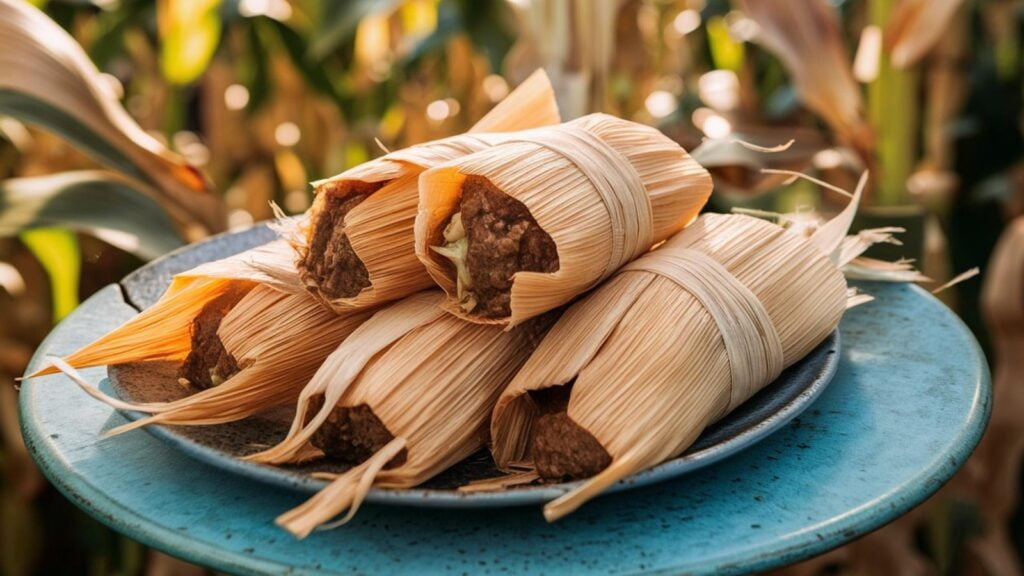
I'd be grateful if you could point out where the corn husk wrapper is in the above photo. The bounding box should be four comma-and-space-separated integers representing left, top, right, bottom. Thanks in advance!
293, 69, 561, 313
246, 291, 552, 537
490, 187, 879, 520
415, 112, 713, 327
33, 238, 303, 377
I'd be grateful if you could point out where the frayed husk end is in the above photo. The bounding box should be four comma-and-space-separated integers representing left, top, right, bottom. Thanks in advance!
276, 437, 408, 539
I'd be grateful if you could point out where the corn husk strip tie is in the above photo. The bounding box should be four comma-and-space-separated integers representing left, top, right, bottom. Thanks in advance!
506, 124, 652, 281
624, 250, 784, 413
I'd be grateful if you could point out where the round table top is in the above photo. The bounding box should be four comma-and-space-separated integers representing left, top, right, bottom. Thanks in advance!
21, 273, 989, 575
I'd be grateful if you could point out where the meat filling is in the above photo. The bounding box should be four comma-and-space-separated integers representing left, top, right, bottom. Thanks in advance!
306, 396, 407, 469
304, 180, 385, 299
529, 384, 612, 482
434, 175, 559, 318
178, 285, 252, 389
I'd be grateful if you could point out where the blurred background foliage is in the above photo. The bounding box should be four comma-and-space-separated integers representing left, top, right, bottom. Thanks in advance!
0, 0, 1021, 574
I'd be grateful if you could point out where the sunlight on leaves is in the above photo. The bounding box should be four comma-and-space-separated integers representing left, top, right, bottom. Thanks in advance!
20, 228, 79, 322
158, 0, 224, 85
706, 17, 745, 72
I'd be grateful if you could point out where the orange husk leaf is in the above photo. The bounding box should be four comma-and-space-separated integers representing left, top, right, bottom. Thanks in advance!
31, 239, 301, 377
105, 286, 374, 433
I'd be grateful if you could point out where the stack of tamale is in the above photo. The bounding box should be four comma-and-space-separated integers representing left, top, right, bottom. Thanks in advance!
42, 70, 915, 538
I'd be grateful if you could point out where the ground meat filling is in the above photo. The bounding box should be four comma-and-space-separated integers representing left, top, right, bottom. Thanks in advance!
305, 396, 407, 469
459, 175, 559, 317
178, 285, 252, 389
304, 180, 385, 299
529, 384, 612, 482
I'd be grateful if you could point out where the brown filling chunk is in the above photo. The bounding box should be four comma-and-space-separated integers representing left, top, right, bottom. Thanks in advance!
304, 180, 385, 299
459, 175, 559, 317
529, 384, 611, 482
178, 285, 252, 389
306, 396, 407, 469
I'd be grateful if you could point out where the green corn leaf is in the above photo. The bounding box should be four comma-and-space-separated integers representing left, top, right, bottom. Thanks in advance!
20, 228, 80, 322
159, 0, 223, 85
0, 171, 184, 261
311, 0, 401, 59
706, 16, 744, 72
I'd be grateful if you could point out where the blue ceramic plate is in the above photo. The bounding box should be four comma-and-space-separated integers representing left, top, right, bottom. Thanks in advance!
106, 225, 840, 508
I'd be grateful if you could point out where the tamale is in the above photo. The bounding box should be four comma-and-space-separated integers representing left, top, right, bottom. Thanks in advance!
55, 285, 374, 435
245, 292, 554, 537
295, 69, 561, 313
33, 238, 302, 377
491, 178, 881, 521
415, 112, 713, 327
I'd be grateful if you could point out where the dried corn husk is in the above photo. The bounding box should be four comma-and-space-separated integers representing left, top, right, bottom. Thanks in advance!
32, 238, 302, 377
246, 291, 553, 537
490, 187, 876, 520
55, 284, 373, 433
415, 112, 713, 327
293, 69, 561, 313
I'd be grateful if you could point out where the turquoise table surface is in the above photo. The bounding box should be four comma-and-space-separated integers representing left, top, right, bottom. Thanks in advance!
20, 279, 989, 575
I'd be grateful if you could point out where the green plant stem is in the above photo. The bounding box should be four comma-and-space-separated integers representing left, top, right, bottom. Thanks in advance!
869, 0, 919, 206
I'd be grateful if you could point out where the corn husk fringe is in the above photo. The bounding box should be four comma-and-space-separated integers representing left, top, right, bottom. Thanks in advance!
245, 291, 552, 537
490, 174, 901, 521
415, 112, 714, 327
32, 238, 303, 378
289, 69, 561, 313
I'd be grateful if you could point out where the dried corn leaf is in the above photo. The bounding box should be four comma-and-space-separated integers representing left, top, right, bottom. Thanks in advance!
885, 0, 966, 69
0, 0, 223, 236
739, 0, 872, 152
